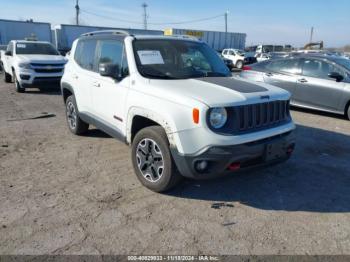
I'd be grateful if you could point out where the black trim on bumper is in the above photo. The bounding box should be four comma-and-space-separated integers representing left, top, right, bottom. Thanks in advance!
22, 77, 62, 88
171, 131, 295, 179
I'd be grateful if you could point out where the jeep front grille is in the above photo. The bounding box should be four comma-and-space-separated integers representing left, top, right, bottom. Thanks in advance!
234, 100, 290, 134
209, 100, 291, 135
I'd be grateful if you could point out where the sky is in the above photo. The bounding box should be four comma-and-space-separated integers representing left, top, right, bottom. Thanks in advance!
1, 0, 350, 47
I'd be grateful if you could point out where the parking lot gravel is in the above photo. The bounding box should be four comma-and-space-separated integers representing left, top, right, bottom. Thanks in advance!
0, 77, 350, 255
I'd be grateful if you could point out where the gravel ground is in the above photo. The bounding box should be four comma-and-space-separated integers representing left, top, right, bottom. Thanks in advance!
0, 77, 350, 255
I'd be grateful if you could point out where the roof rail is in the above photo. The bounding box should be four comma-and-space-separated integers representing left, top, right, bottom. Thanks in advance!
81, 30, 132, 37
164, 34, 200, 41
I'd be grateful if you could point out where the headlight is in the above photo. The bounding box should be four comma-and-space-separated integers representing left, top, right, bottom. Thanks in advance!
209, 107, 227, 129
18, 63, 31, 69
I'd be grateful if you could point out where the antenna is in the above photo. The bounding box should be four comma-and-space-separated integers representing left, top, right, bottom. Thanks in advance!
75, 0, 80, 25
142, 3, 148, 30
309, 26, 314, 43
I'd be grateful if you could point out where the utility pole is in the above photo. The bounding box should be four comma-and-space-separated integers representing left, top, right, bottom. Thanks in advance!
75, 0, 80, 26
224, 11, 229, 47
142, 3, 148, 30
309, 26, 314, 43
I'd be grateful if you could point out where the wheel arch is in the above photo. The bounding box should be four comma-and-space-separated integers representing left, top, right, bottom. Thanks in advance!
61, 82, 75, 103
126, 107, 177, 147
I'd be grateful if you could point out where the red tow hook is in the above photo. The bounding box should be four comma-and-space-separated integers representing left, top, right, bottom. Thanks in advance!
228, 162, 241, 171
287, 144, 295, 155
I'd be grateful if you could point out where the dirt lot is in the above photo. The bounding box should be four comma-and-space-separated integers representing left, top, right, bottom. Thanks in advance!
0, 75, 350, 255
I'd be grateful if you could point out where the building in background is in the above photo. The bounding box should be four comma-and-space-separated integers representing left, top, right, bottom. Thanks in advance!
0, 19, 52, 45
164, 28, 246, 51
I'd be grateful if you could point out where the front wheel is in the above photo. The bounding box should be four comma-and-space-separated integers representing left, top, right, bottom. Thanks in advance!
13, 72, 25, 93
131, 126, 182, 192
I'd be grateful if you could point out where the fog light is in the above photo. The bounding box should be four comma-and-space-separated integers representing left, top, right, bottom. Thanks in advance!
195, 160, 208, 172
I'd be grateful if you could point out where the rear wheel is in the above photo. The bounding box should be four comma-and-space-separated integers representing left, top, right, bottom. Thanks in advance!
131, 126, 182, 192
346, 104, 350, 121
13, 71, 25, 93
65, 95, 89, 135
235, 60, 244, 69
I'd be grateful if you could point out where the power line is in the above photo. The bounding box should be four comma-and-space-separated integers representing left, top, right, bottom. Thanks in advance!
80, 9, 225, 26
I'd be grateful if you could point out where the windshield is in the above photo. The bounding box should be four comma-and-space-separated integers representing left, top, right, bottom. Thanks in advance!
236, 50, 245, 56
333, 58, 350, 71
133, 39, 230, 79
16, 43, 59, 55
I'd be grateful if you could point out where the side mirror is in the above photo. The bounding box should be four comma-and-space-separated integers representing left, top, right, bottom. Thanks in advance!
5, 51, 12, 56
328, 72, 344, 82
99, 63, 120, 79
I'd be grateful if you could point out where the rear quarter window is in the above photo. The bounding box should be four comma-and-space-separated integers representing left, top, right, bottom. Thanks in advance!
74, 39, 97, 72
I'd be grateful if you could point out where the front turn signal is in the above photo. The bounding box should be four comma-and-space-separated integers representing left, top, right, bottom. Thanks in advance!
193, 108, 199, 124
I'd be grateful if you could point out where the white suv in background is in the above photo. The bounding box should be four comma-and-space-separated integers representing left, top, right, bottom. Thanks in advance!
61, 30, 296, 192
1, 40, 66, 92
222, 48, 245, 69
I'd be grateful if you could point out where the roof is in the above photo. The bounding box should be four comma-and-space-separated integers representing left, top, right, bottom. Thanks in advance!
12, 40, 51, 44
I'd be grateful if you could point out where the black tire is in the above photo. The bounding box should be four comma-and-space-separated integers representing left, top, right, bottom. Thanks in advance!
13, 71, 25, 93
65, 95, 89, 135
346, 104, 350, 121
4, 71, 12, 83
131, 126, 182, 192
235, 60, 244, 69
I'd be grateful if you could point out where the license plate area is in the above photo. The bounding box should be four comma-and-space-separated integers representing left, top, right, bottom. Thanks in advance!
265, 142, 286, 161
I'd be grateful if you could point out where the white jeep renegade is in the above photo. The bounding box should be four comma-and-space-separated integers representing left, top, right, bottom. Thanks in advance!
61, 30, 296, 192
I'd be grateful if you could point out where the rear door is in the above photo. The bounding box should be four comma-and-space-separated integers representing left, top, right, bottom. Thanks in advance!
72, 38, 98, 113
91, 37, 130, 132
262, 58, 301, 101
294, 58, 346, 111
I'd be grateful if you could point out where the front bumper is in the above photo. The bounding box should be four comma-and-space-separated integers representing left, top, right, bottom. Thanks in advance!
21, 76, 62, 88
16, 68, 63, 88
171, 131, 295, 179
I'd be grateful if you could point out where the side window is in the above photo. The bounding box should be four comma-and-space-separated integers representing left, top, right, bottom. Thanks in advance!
74, 39, 97, 72
7, 42, 13, 53
228, 50, 234, 55
302, 59, 342, 79
266, 59, 301, 74
97, 39, 129, 78
223, 50, 227, 55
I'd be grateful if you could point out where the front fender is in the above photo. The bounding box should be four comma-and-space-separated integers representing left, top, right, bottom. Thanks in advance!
126, 107, 178, 148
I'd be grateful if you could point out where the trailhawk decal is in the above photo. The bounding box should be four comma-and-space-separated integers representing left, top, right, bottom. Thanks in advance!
197, 77, 268, 93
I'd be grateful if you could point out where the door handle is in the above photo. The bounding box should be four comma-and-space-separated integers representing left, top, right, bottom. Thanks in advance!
298, 78, 308, 83
93, 82, 101, 87
265, 72, 273, 77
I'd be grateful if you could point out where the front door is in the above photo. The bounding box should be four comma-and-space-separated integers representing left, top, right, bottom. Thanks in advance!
91, 38, 130, 132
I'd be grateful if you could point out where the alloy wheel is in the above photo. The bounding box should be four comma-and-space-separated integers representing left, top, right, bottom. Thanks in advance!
136, 138, 164, 182
66, 101, 77, 130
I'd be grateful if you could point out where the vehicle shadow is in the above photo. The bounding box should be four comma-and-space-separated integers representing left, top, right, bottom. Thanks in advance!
85, 128, 112, 139
168, 124, 350, 213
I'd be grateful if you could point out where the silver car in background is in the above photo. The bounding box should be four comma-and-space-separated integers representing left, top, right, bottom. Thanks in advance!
240, 55, 350, 120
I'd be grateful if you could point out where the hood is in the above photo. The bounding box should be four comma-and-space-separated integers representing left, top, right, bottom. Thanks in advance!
147, 76, 290, 107
16, 55, 66, 64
